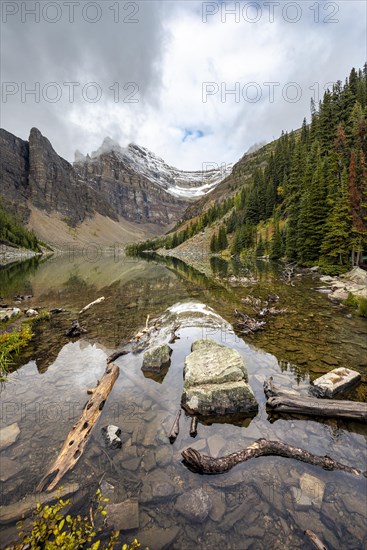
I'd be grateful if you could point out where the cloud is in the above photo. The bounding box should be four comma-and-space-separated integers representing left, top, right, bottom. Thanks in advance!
1, 1, 365, 170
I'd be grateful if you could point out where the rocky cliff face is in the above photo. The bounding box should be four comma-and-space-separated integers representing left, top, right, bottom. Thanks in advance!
27, 128, 113, 226
0, 128, 201, 230
74, 150, 188, 225
0, 129, 29, 200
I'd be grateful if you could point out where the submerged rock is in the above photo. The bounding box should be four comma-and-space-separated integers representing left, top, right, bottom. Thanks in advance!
291, 472, 325, 511
175, 487, 212, 522
181, 339, 258, 417
142, 344, 172, 373
106, 499, 139, 530
137, 526, 180, 550
0, 457, 24, 482
312, 367, 361, 397
0, 422, 20, 450
65, 320, 87, 337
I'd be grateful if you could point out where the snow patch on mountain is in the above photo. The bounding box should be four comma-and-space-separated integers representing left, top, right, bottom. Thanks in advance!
76, 137, 232, 199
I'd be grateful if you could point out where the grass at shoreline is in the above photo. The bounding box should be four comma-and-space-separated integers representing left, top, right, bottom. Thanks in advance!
0, 311, 51, 379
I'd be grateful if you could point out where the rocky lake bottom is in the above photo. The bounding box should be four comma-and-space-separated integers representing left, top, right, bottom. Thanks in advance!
0, 253, 366, 549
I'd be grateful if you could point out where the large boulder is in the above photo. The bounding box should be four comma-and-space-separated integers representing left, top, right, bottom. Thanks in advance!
181, 339, 258, 417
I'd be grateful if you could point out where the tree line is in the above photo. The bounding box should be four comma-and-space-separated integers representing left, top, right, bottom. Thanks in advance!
127, 65, 367, 270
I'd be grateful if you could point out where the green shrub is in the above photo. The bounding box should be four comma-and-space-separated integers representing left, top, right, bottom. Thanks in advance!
344, 293, 358, 307
357, 296, 367, 318
15, 489, 141, 550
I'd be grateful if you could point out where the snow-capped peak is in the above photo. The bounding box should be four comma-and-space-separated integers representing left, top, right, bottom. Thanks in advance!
75, 138, 232, 199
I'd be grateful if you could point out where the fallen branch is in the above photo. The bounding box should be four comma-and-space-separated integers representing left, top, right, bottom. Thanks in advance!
37, 363, 119, 492
234, 309, 266, 334
264, 378, 367, 422
169, 409, 181, 443
169, 324, 180, 344
107, 349, 129, 364
79, 296, 105, 315
181, 437, 365, 476
304, 530, 328, 550
190, 416, 198, 437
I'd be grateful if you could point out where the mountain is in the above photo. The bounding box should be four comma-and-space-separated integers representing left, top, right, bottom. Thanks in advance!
0, 129, 230, 248
127, 65, 367, 271
78, 138, 231, 199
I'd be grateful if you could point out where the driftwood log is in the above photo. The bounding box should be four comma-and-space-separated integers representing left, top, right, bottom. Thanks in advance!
181, 437, 365, 476
79, 296, 105, 315
264, 378, 367, 422
169, 410, 181, 443
304, 530, 328, 550
37, 363, 119, 492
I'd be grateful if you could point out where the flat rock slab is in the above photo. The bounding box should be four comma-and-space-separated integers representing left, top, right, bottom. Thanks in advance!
106, 499, 139, 531
182, 339, 258, 417
0, 457, 24, 482
313, 367, 361, 397
291, 472, 325, 510
0, 423, 20, 450
142, 344, 172, 373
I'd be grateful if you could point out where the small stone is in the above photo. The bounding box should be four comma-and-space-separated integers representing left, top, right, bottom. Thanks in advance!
175, 487, 212, 522
102, 425, 122, 449
106, 499, 139, 531
25, 308, 38, 317
312, 368, 361, 397
0, 423, 20, 450
142, 344, 172, 373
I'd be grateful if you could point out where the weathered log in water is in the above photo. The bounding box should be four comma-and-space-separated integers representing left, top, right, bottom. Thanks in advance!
169, 409, 181, 443
37, 363, 119, 492
0, 483, 79, 525
264, 378, 367, 422
304, 529, 328, 550
181, 437, 365, 476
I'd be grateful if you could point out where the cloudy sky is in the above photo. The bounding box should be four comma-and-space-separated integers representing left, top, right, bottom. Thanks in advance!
1, 0, 366, 169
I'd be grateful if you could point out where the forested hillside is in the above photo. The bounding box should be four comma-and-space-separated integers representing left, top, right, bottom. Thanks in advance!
128, 66, 367, 271
0, 200, 41, 251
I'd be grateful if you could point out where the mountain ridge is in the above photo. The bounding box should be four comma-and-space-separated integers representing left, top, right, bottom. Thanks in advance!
0, 127, 231, 247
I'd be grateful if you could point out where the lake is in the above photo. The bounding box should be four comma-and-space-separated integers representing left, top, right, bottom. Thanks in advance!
0, 253, 366, 549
